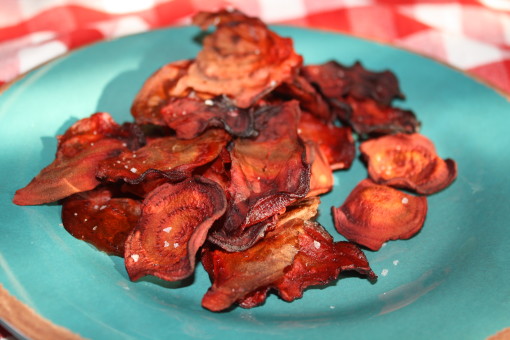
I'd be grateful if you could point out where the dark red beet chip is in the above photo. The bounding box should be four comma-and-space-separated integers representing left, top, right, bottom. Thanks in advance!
62, 186, 141, 256
125, 176, 227, 282
96, 129, 231, 184
160, 95, 257, 139
332, 179, 428, 251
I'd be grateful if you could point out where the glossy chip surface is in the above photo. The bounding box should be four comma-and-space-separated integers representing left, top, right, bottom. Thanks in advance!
332, 179, 428, 250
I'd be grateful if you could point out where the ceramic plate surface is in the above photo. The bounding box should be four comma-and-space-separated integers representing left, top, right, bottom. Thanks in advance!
1, 26, 509, 340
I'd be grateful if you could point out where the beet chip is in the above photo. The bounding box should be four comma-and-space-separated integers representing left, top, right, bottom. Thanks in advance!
131, 59, 193, 126
96, 129, 231, 184
201, 218, 375, 311
298, 112, 355, 170
305, 141, 334, 197
360, 133, 457, 194
343, 97, 420, 137
62, 186, 141, 256
160, 95, 256, 139
13, 113, 132, 205
170, 10, 303, 108
125, 176, 227, 282
332, 179, 428, 251
208, 101, 310, 251
301, 61, 404, 107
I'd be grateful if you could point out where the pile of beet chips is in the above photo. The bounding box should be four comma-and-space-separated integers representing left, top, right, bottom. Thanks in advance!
13, 9, 456, 312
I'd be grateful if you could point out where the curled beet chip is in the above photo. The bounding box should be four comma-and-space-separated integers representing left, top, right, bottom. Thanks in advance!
131, 59, 193, 126
301, 61, 404, 107
208, 101, 310, 251
298, 112, 355, 170
62, 186, 141, 256
202, 203, 375, 311
344, 97, 420, 137
125, 176, 227, 282
96, 129, 231, 184
170, 10, 303, 108
332, 179, 428, 251
360, 133, 457, 194
160, 95, 257, 139
273, 221, 376, 302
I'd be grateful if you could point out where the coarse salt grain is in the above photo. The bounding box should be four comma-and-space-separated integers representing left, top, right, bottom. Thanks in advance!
131, 254, 139, 262
313, 240, 321, 249
204, 99, 214, 106
402, 197, 409, 204
163, 227, 172, 233
164, 241, 170, 247
130, 167, 138, 173
393, 260, 399, 266
173, 243, 179, 248
381, 269, 389, 276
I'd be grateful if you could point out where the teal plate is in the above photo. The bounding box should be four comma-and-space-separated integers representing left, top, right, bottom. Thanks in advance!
1, 26, 509, 340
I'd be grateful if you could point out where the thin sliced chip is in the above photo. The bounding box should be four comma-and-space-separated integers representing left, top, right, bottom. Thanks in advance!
305, 141, 334, 197
96, 128, 231, 184
160, 95, 256, 139
298, 112, 355, 170
332, 179, 428, 250
272, 221, 377, 302
125, 176, 227, 282
208, 101, 310, 251
202, 217, 375, 311
360, 133, 457, 194
345, 97, 420, 137
131, 59, 193, 125
62, 186, 141, 256
171, 10, 303, 108
275, 76, 332, 121
301, 61, 404, 106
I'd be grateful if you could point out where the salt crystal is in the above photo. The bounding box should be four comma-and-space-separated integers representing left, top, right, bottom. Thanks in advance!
173, 243, 179, 248
393, 260, 399, 266
381, 269, 389, 276
164, 241, 170, 247
313, 240, 321, 249
130, 167, 138, 173
163, 227, 172, 233
93, 226, 98, 231
204, 99, 214, 106
100, 205, 107, 210
131, 254, 140, 262
402, 197, 409, 204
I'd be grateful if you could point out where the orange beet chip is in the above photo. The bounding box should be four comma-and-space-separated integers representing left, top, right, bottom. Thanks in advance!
62, 186, 141, 256
96, 128, 231, 184
125, 176, 227, 282
298, 112, 355, 170
201, 218, 375, 311
332, 179, 428, 251
170, 10, 303, 108
360, 133, 457, 194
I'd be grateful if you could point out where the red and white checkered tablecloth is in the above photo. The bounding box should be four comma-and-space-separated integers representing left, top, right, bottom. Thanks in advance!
1, 0, 510, 97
